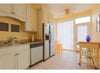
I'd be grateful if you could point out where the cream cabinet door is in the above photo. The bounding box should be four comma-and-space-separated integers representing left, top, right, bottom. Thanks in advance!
13, 4, 27, 21
48, 13, 54, 24
25, 5, 33, 31
31, 8, 37, 32
41, 7, 49, 24
0, 53, 16, 69
17, 48, 30, 69
25, 5, 37, 32
0, 4, 12, 14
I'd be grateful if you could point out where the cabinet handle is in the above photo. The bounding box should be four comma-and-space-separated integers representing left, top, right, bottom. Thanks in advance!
17, 53, 20, 55
15, 53, 20, 56
11, 11, 15, 14
15, 54, 17, 56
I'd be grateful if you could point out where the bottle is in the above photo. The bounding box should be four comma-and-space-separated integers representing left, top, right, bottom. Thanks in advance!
32, 35, 34, 42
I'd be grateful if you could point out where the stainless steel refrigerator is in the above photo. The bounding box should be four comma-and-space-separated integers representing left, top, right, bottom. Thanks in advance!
42, 23, 55, 61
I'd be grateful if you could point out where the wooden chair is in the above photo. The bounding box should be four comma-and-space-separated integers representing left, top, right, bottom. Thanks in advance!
55, 41, 63, 54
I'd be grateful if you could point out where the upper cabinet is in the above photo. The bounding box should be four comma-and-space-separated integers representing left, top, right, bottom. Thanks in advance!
0, 4, 11, 14
41, 7, 49, 24
12, 4, 27, 21
0, 4, 38, 32
25, 5, 37, 32
48, 12, 54, 24
31, 8, 38, 32
36, 6, 54, 40
40, 6, 54, 24
0, 4, 53, 34
0, 4, 27, 22
25, 5, 32, 31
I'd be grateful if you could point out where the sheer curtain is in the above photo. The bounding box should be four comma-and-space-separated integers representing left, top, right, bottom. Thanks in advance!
57, 20, 73, 50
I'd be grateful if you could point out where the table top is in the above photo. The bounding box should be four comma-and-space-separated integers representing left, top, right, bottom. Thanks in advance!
77, 42, 100, 44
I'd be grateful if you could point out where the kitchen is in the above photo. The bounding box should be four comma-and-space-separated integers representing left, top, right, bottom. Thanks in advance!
1, 3, 100, 70
0, 4, 55, 69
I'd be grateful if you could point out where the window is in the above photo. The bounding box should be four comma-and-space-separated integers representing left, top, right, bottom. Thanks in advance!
75, 16, 90, 24
11, 24, 20, 32
0, 22, 9, 31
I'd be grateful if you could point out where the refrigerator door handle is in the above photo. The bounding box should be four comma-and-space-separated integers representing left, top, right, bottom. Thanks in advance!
49, 32, 52, 42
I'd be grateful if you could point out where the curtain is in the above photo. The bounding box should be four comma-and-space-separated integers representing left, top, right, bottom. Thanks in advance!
57, 20, 73, 50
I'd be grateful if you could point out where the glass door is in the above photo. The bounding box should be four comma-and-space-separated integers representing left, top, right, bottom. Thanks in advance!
74, 23, 90, 51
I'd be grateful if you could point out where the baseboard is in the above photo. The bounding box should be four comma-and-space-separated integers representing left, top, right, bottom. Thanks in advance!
43, 54, 55, 61
50, 54, 55, 57
43, 57, 50, 61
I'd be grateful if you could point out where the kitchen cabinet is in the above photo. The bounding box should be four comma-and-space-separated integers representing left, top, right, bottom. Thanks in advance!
0, 4, 26, 21
36, 6, 54, 40
31, 8, 38, 32
25, 5, 32, 31
25, 5, 37, 32
16, 44, 30, 69
0, 52, 17, 69
12, 4, 27, 21
40, 6, 53, 24
0, 44, 30, 69
17, 48, 30, 69
48, 12, 54, 24
41, 7, 49, 24
0, 4, 11, 14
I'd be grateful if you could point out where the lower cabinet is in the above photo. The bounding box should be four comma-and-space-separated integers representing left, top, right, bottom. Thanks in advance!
0, 52, 17, 69
17, 48, 30, 69
0, 44, 30, 69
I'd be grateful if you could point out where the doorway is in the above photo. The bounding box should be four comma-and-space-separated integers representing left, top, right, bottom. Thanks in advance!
74, 23, 90, 51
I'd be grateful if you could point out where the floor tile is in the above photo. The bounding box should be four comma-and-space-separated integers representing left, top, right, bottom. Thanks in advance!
29, 50, 97, 69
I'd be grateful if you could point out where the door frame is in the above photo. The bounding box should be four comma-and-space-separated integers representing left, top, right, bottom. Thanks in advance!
73, 22, 91, 50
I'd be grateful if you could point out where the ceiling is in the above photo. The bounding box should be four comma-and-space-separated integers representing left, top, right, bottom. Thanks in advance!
44, 4, 94, 18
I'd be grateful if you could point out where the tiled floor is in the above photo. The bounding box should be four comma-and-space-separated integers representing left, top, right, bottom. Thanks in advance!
29, 50, 96, 69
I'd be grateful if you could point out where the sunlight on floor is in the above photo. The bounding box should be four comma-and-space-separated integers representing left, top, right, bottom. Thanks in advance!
29, 51, 95, 69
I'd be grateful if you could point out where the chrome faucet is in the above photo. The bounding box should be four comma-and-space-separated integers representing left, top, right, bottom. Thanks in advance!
8, 36, 17, 43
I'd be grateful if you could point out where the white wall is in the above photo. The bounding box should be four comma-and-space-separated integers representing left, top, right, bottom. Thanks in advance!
92, 4, 100, 42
